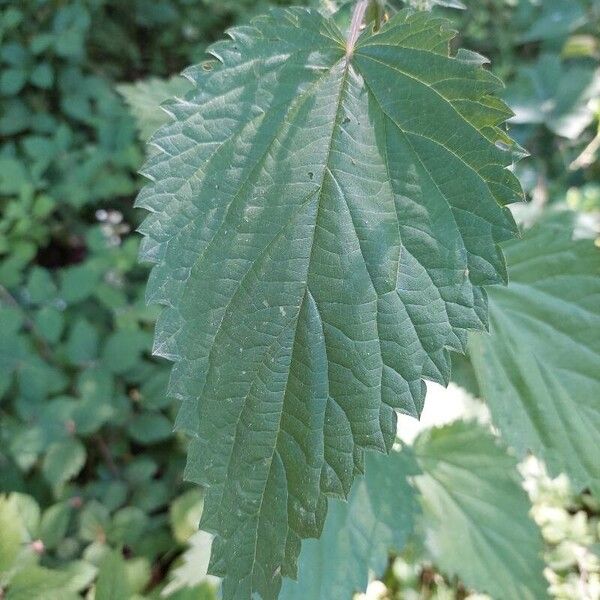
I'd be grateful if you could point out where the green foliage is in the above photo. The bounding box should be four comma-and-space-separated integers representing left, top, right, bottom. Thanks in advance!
413, 420, 547, 600
470, 212, 600, 491
1, 0, 600, 599
137, 7, 521, 597
280, 450, 420, 599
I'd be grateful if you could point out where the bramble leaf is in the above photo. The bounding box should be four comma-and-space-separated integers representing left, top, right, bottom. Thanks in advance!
470, 213, 600, 491
138, 7, 521, 598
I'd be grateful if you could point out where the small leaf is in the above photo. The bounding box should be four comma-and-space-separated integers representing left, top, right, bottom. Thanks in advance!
504, 54, 600, 140
0, 495, 25, 575
126, 412, 173, 444
40, 502, 72, 550
5, 566, 79, 600
414, 420, 547, 600
117, 76, 193, 141
95, 550, 130, 600
42, 438, 86, 488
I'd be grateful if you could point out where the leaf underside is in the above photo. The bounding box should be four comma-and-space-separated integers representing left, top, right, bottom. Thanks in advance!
137, 7, 521, 598
470, 213, 600, 491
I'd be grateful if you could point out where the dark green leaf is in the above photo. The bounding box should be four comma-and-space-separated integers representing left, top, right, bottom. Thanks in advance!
138, 8, 520, 597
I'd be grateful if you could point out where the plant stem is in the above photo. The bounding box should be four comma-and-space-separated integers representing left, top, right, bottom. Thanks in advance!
347, 0, 369, 58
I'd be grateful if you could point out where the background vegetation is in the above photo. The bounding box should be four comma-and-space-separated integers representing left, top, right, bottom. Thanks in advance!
0, 1, 598, 598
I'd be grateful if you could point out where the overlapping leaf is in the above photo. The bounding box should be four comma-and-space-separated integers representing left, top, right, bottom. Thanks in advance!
414, 420, 547, 600
280, 449, 419, 600
470, 213, 600, 491
137, 7, 521, 598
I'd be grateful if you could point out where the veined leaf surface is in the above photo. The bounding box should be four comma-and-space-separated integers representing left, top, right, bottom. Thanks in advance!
470, 213, 600, 491
414, 420, 547, 600
137, 7, 521, 598
280, 449, 419, 600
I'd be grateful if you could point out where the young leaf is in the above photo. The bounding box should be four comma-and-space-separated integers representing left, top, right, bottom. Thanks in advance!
118, 76, 193, 141
470, 213, 600, 491
414, 420, 547, 600
280, 449, 419, 600
95, 550, 130, 600
137, 7, 521, 598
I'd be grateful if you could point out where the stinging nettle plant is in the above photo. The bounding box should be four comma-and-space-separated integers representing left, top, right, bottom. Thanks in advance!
136, 1, 599, 599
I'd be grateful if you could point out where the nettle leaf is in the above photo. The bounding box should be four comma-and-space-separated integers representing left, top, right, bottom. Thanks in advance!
137, 7, 521, 598
414, 420, 547, 600
280, 449, 419, 600
470, 213, 600, 491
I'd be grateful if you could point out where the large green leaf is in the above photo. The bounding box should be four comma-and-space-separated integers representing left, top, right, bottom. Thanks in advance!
280, 449, 419, 600
414, 420, 547, 600
137, 7, 520, 598
470, 213, 600, 491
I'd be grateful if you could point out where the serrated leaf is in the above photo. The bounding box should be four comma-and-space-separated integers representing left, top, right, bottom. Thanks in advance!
118, 76, 194, 141
280, 449, 419, 600
470, 212, 600, 491
137, 7, 520, 598
414, 420, 547, 600
42, 438, 86, 488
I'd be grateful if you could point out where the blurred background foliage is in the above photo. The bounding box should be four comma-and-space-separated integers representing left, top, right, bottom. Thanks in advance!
0, 0, 599, 598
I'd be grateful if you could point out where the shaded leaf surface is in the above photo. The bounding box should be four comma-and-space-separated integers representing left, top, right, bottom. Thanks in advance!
414, 420, 547, 600
470, 213, 600, 491
280, 450, 419, 600
138, 7, 520, 598
504, 54, 600, 139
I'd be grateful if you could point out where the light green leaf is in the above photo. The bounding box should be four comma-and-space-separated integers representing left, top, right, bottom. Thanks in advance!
5, 566, 79, 600
470, 213, 600, 491
0, 495, 25, 576
163, 530, 220, 597
118, 76, 193, 141
95, 550, 130, 600
280, 450, 419, 600
138, 8, 520, 597
170, 489, 205, 544
39, 502, 72, 550
42, 438, 86, 488
414, 420, 547, 600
